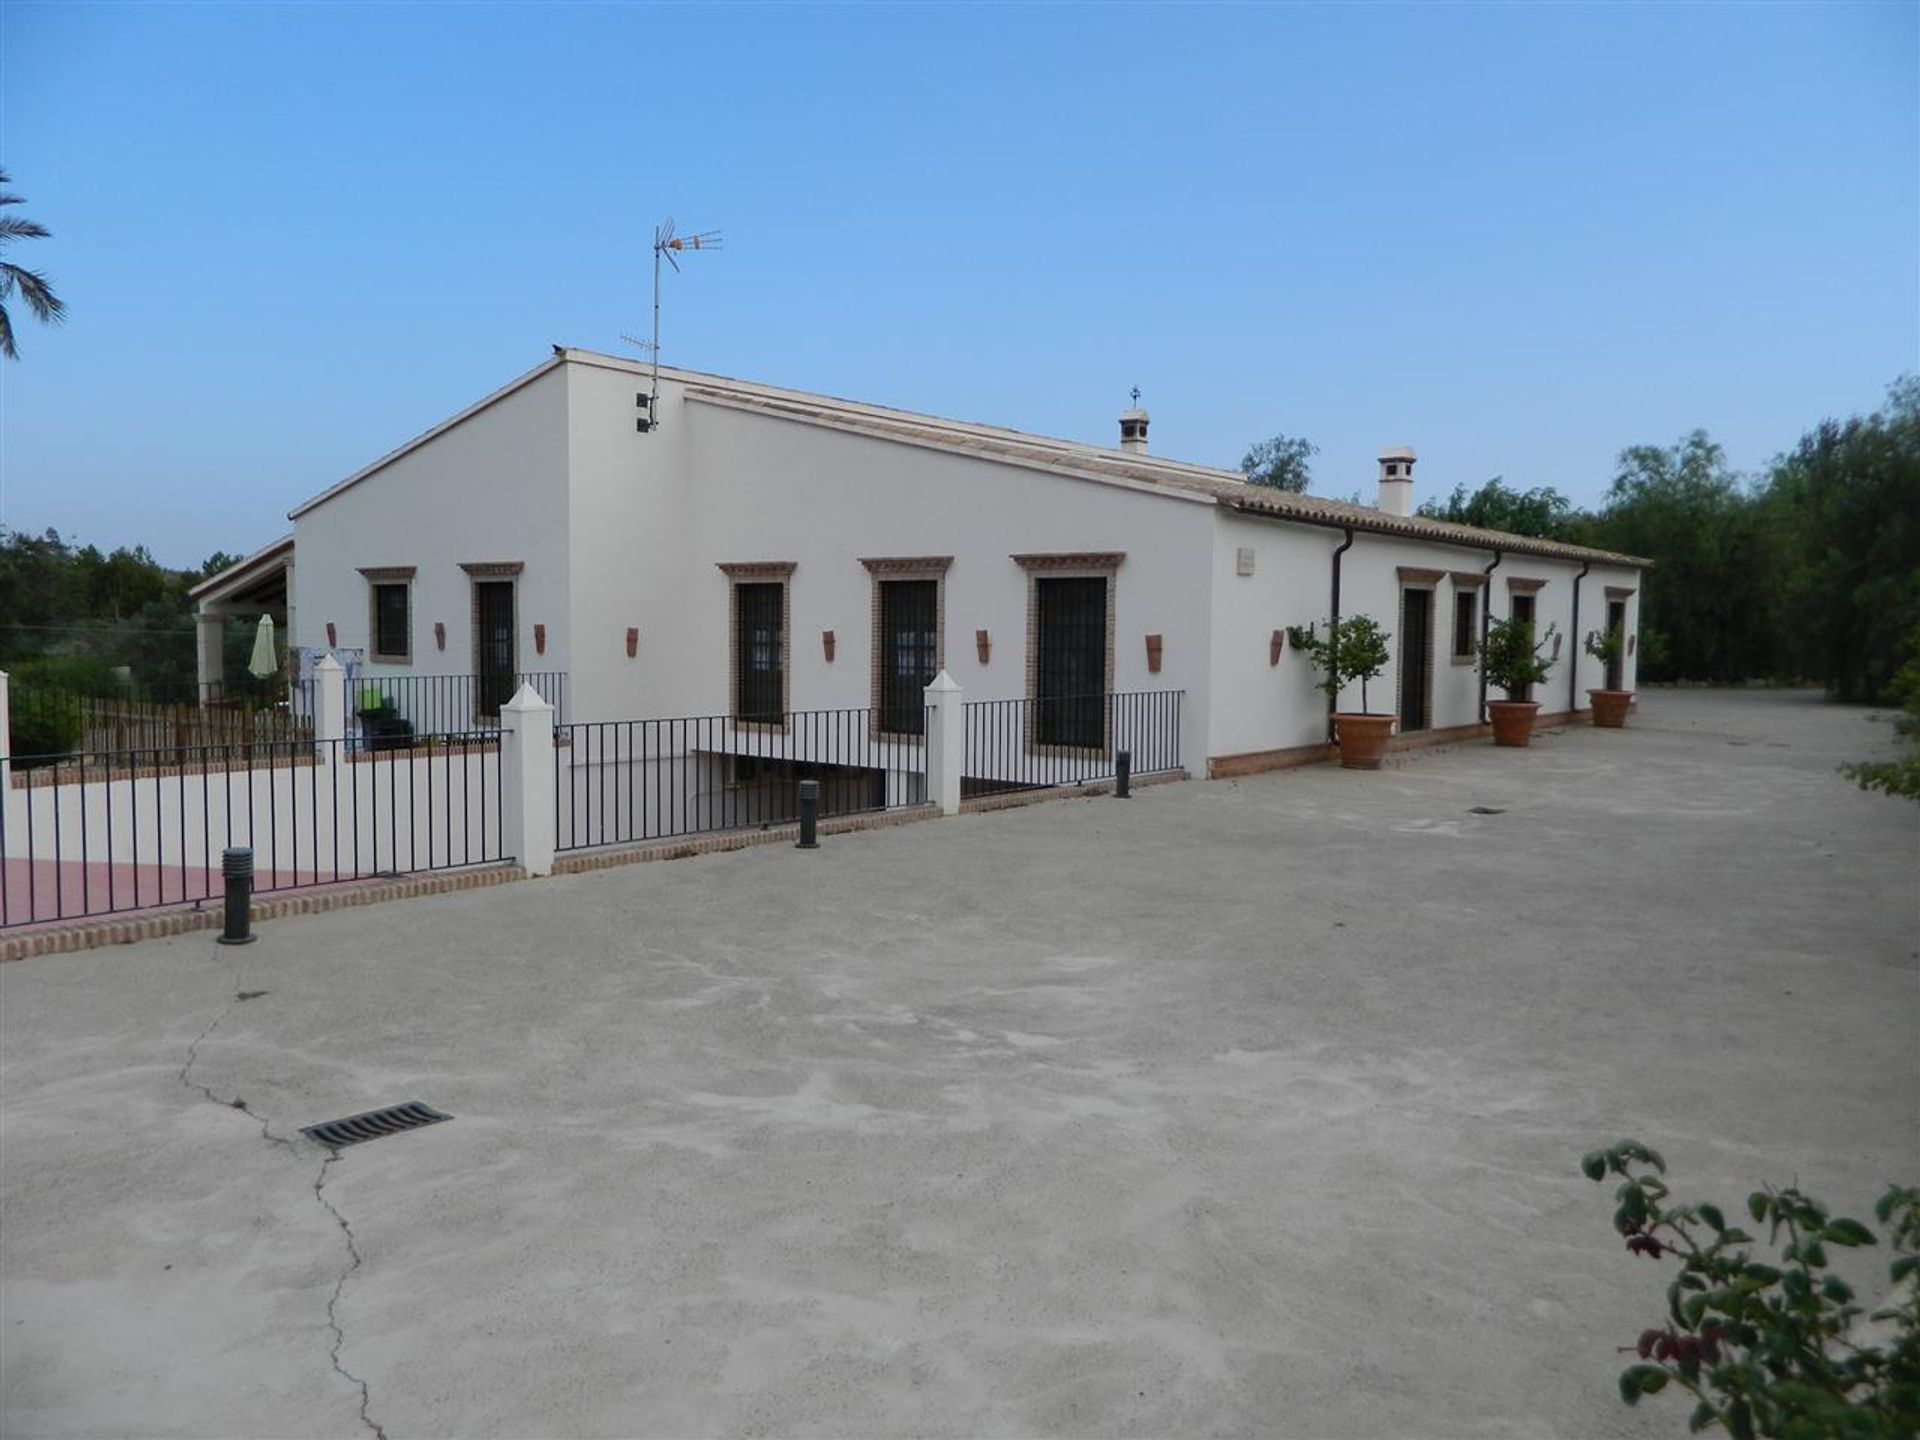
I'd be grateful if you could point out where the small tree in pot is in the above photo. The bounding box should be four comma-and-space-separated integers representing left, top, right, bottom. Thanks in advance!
1291, 614, 1396, 769
1585, 626, 1634, 728
1478, 616, 1558, 747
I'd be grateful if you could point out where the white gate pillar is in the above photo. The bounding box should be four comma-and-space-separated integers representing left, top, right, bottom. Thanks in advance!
313, 653, 346, 755
501, 683, 556, 876
924, 669, 963, 816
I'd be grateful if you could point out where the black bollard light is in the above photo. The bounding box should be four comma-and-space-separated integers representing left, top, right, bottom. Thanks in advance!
795, 778, 820, 850
1114, 749, 1131, 799
217, 846, 256, 945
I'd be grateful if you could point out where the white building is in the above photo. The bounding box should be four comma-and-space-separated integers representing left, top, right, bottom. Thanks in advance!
193, 347, 1647, 783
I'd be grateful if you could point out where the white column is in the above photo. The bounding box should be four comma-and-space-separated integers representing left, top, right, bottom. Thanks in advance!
0, 668, 11, 792
924, 669, 963, 816
313, 654, 346, 754
195, 610, 224, 703
501, 683, 556, 876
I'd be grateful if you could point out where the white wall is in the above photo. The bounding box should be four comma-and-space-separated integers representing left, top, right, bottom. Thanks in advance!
292, 366, 572, 705
563, 359, 1219, 775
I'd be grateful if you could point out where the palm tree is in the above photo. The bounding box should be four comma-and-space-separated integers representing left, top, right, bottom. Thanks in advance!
0, 169, 66, 359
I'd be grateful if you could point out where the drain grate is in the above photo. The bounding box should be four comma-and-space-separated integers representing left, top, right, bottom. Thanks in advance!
302, 1101, 452, 1149
1467, 806, 1506, 815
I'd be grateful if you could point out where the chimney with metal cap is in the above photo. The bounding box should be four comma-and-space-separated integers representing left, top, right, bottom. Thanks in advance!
1119, 387, 1149, 453
1377, 447, 1416, 516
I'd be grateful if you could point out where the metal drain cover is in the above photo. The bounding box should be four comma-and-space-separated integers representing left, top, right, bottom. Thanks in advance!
302, 1101, 452, 1149
1467, 806, 1506, 815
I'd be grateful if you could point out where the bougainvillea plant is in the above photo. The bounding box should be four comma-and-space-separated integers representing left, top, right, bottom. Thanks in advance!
1581, 1140, 1919, 1439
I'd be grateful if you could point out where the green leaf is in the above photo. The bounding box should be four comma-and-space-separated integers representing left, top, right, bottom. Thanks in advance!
1644, 1146, 1667, 1174
1890, 1254, 1919, 1284
1682, 1292, 1711, 1326
1820, 1275, 1855, 1304
1748, 1192, 1770, 1223
1619, 1364, 1667, 1403
1820, 1217, 1874, 1247
1741, 1263, 1782, 1286
1720, 1228, 1755, 1245
1688, 1400, 1717, 1433
1581, 1151, 1606, 1183
1698, 1203, 1726, 1233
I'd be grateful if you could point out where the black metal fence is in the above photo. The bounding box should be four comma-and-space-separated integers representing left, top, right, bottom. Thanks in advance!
555, 707, 926, 853
1, 735, 504, 930
340, 671, 566, 740
962, 690, 1184, 796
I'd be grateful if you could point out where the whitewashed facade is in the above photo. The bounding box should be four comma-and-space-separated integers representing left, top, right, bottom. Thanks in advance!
215, 348, 1647, 778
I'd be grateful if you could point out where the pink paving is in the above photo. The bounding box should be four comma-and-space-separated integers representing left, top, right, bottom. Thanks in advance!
1, 858, 321, 929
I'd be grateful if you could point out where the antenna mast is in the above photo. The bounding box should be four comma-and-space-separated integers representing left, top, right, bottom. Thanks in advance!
632, 218, 722, 433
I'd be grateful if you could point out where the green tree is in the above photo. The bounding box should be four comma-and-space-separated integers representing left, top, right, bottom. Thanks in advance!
1416, 476, 1578, 540
1763, 378, 1920, 702
1240, 434, 1318, 492
0, 169, 66, 359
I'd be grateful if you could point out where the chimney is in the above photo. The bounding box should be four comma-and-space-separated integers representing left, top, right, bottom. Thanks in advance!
1118, 389, 1150, 453
1377, 447, 1416, 516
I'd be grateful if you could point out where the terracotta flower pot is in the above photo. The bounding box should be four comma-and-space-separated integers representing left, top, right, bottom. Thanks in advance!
1487, 700, 1541, 748
1588, 689, 1633, 728
1332, 713, 1396, 770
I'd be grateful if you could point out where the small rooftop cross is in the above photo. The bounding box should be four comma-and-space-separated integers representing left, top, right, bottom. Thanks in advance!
1130, 386, 1141, 406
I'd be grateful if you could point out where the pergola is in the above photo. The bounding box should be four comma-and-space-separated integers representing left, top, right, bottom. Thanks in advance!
187, 535, 295, 700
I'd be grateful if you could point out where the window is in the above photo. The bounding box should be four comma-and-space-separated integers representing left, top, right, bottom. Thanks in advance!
734, 581, 785, 723
1511, 592, 1537, 632
1034, 575, 1109, 748
1453, 589, 1478, 660
878, 579, 938, 735
360, 565, 417, 663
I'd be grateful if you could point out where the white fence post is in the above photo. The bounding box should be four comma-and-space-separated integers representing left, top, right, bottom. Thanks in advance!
924, 669, 963, 816
0, 668, 11, 793
501, 683, 556, 876
313, 654, 345, 754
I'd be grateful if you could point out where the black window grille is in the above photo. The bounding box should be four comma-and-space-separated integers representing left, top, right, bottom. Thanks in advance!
735, 582, 785, 723
1605, 599, 1627, 691
878, 580, 937, 735
474, 581, 516, 715
374, 583, 410, 659
1034, 576, 1108, 748
1453, 589, 1477, 659
1512, 593, 1536, 631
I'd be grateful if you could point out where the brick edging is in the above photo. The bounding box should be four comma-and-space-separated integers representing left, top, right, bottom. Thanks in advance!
0, 864, 523, 963
1207, 709, 1587, 778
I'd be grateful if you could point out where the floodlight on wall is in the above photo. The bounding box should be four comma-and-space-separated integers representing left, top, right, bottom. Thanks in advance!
627, 218, 723, 433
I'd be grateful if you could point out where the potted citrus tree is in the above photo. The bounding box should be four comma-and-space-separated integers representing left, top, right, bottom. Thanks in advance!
1291, 615, 1396, 769
1584, 626, 1634, 728
1478, 616, 1558, 747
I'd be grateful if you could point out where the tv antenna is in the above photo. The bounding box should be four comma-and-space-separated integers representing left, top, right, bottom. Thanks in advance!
630, 217, 722, 432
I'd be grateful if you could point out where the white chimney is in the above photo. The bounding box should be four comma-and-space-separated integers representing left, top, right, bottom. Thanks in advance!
1377, 447, 1416, 516
1119, 405, 1150, 453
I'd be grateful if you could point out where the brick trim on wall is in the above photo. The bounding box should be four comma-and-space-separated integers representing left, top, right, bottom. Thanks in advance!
1506, 576, 1547, 594
1020, 556, 1121, 759
459, 561, 526, 577
1011, 551, 1127, 572
1448, 570, 1488, 589
362, 569, 415, 665
1605, 585, 1637, 601
1396, 566, 1445, 587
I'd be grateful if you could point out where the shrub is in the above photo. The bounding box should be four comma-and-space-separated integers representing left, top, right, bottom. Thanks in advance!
1581, 1139, 1919, 1438
1289, 615, 1393, 713
1480, 616, 1559, 700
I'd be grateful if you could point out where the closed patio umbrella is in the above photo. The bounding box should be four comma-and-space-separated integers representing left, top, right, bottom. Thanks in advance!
247, 615, 278, 680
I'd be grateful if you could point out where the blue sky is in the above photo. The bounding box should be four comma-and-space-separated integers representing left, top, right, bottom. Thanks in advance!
1, 1, 1914, 569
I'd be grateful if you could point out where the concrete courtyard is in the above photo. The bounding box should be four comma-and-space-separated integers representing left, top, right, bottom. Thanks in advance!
2, 689, 1915, 1439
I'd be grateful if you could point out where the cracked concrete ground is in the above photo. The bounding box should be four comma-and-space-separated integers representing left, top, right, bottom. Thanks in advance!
2, 689, 1915, 1439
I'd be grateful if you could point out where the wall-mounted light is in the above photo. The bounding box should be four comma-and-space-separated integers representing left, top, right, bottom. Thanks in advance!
534, 623, 546, 657
1145, 634, 1164, 674
976, 629, 991, 665
822, 630, 836, 663
626, 627, 639, 658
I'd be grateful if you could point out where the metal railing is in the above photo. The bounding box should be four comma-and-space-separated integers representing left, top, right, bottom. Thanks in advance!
1, 735, 504, 929
962, 690, 1184, 796
7, 677, 309, 769
341, 671, 566, 741
555, 707, 926, 853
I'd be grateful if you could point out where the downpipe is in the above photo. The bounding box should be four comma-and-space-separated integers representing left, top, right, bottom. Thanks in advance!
1568, 559, 1592, 714
1478, 548, 1503, 724
1328, 526, 1355, 741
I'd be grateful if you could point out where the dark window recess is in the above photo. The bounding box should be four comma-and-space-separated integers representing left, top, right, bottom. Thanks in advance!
1606, 599, 1627, 691
1399, 587, 1432, 732
1035, 576, 1107, 748
1453, 590, 1477, 659
879, 580, 937, 735
374, 583, 410, 658
475, 581, 516, 715
735, 582, 785, 722
1512, 593, 1537, 631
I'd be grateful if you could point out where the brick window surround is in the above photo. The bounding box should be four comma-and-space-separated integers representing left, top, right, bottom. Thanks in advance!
359, 566, 416, 664
1014, 552, 1124, 756
461, 562, 524, 718
1448, 571, 1486, 664
719, 561, 796, 730
861, 557, 952, 738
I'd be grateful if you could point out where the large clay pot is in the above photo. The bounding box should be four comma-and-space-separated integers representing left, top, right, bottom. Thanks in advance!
1588, 689, 1633, 728
1333, 713, 1396, 770
1487, 700, 1541, 748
